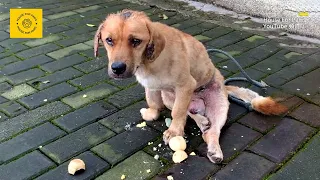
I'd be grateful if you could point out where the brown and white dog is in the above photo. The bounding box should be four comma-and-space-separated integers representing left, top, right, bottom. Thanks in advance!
93, 10, 287, 163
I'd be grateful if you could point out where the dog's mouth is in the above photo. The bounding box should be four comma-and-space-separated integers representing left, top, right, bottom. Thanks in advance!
108, 66, 139, 80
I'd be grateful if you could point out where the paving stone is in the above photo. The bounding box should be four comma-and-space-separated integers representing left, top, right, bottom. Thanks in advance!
230, 68, 266, 80
0, 13, 9, 22
0, 101, 71, 141
0, 82, 12, 93
290, 103, 320, 127
36, 151, 110, 180
0, 151, 55, 180
182, 22, 218, 35
47, 43, 91, 59
0, 56, 20, 66
227, 102, 248, 123
92, 126, 160, 165
44, 24, 71, 34
74, 58, 108, 73
249, 118, 315, 163
211, 152, 275, 180
0, 38, 29, 48
206, 30, 252, 48
238, 112, 282, 133
107, 84, 145, 108
282, 68, 320, 96
96, 151, 161, 180
269, 133, 320, 180
0, 55, 54, 75
19, 82, 77, 109
0, 111, 8, 122
54, 101, 117, 132
55, 34, 93, 47
16, 43, 61, 59
62, 83, 118, 108
155, 155, 219, 180
0, 122, 65, 164
73, 5, 102, 13
99, 101, 146, 133
24, 35, 61, 47
202, 26, 234, 40
252, 57, 288, 74
0, 96, 8, 104
171, 19, 202, 30
197, 123, 261, 162
244, 46, 278, 61
41, 54, 87, 73
62, 26, 96, 37
108, 77, 138, 89
7, 68, 45, 85
46, 11, 77, 20
263, 73, 288, 86
235, 35, 269, 48
28, 67, 83, 90
69, 68, 108, 88
1, 84, 36, 100
0, 101, 27, 117
41, 123, 115, 164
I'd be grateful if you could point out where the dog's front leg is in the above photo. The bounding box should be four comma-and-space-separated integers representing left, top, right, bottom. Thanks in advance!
163, 79, 196, 143
140, 88, 164, 121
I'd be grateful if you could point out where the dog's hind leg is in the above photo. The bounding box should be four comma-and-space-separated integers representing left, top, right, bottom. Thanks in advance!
202, 82, 229, 164
140, 88, 165, 121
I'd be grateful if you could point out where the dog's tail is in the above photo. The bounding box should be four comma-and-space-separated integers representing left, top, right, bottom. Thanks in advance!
225, 85, 288, 116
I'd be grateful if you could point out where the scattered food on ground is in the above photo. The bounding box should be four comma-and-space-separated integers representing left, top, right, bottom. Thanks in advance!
136, 121, 147, 128
68, 159, 85, 175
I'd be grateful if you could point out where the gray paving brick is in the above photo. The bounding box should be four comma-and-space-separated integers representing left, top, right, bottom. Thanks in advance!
1, 84, 37, 100
16, 43, 61, 59
108, 77, 138, 89
0, 96, 8, 104
19, 82, 77, 109
290, 103, 320, 127
239, 112, 282, 133
62, 83, 118, 108
41, 54, 87, 73
202, 26, 234, 39
252, 57, 288, 74
0, 82, 12, 93
249, 118, 315, 162
92, 126, 160, 165
269, 133, 320, 180
69, 68, 108, 88
0, 101, 71, 141
198, 123, 262, 162
46, 11, 77, 20
41, 123, 115, 164
24, 35, 61, 47
235, 35, 269, 48
0, 122, 65, 164
0, 151, 55, 180
47, 43, 91, 60
28, 67, 83, 90
96, 151, 161, 180
211, 152, 275, 180
171, 19, 202, 30
206, 30, 252, 48
54, 101, 117, 132
55, 34, 92, 47
74, 58, 108, 73
107, 84, 145, 108
7, 68, 45, 85
0, 112, 8, 122
0, 56, 20, 66
0, 55, 55, 75
227, 102, 248, 123
0, 101, 27, 117
99, 101, 146, 133
44, 24, 71, 34
36, 151, 110, 180
155, 156, 219, 180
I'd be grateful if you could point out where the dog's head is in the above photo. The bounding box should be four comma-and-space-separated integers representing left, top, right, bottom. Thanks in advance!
94, 10, 165, 79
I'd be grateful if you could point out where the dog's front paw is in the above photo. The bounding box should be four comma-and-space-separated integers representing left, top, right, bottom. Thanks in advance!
207, 144, 223, 164
163, 125, 184, 144
140, 108, 159, 121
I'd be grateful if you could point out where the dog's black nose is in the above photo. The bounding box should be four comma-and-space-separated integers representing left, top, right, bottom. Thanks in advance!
111, 62, 126, 75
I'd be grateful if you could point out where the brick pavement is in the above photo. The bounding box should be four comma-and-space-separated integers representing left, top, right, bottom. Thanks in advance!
0, 0, 319, 179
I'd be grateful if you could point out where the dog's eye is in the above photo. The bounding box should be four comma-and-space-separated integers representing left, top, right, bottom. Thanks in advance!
106, 37, 113, 46
131, 38, 141, 47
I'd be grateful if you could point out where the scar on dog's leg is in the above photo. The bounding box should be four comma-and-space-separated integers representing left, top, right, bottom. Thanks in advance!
188, 113, 210, 133
188, 98, 210, 132
202, 85, 229, 164
140, 88, 164, 121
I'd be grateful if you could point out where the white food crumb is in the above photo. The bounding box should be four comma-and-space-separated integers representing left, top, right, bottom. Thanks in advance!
121, 174, 126, 179
148, 142, 153, 145
154, 154, 160, 160
167, 175, 174, 180
190, 152, 196, 155
306, 93, 310, 96
146, 169, 151, 173
82, 94, 87, 98
297, 88, 300, 91
267, 68, 271, 71
153, 147, 157, 151
136, 121, 146, 128
222, 66, 228, 69
43, 99, 48, 102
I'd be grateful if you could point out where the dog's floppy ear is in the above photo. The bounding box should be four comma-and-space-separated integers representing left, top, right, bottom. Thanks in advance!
93, 22, 104, 57
145, 21, 165, 61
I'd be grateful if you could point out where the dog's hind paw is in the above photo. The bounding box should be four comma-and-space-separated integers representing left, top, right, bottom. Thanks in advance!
140, 108, 159, 121
207, 145, 223, 164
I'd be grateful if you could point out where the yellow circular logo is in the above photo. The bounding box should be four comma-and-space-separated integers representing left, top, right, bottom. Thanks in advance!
16, 12, 38, 34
